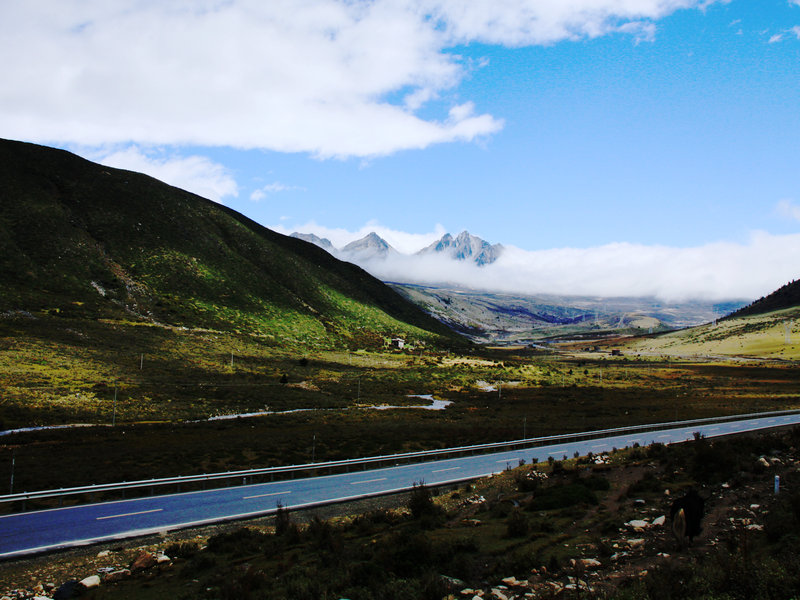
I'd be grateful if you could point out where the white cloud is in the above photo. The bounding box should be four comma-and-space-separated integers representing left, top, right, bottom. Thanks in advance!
250, 183, 306, 202
1, 0, 721, 159
792, 25, 800, 39
769, 33, 785, 43
777, 199, 800, 221
84, 146, 238, 202
299, 226, 800, 302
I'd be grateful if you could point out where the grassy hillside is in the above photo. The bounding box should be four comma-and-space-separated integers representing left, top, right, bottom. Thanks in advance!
620, 306, 800, 362
0, 139, 458, 348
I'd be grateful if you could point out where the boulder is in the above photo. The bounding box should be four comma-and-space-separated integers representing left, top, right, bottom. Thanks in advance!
130, 550, 157, 572
581, 558, 602, 569
652, 515, 666, 527
104, 569, 132, 583
53, 580, 86, 600
79, 575, 100, 590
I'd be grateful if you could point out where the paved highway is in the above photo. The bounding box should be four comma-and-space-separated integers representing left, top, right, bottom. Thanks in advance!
2, 412, 799, 558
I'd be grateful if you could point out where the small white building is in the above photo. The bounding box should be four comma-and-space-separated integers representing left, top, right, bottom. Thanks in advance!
390, 337, 405, 349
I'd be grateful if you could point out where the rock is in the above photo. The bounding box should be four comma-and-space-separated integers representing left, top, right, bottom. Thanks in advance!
634, 498, 646, 506
652, 515, 666, 527
750, 504, 761, 510
581, 558, 602, 569
80, 575, 101, 589
747, 524, 764, 531
53, 580, 86, 600
501, 576, 527, 587
546, 581, 564, 594
628, 538, 645, 548
130, 550, 157, 572
490, 589, 509, 600
97, 550, 111, 558
156, 553, 171, 565
104, 569, 132, 583
758, 457, 771, 468
626, 519, 649, 530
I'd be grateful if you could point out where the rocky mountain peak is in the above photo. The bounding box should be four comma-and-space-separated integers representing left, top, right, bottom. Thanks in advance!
419, 230, 503, 266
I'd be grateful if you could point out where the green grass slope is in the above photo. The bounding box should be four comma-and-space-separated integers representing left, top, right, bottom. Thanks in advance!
0, 139, 459, 348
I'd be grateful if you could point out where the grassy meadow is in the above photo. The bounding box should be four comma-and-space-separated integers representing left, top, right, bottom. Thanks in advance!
1, 313, 799, 497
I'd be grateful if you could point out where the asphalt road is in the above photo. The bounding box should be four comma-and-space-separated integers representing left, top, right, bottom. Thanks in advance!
2, 413, 799, 558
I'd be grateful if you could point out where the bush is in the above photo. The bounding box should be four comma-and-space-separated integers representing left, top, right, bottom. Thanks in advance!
505, 508, 529, 538
409, 481, 439, 519
207, 527, 270, 556
528, 483, 597, 511
164, 540, 199, 559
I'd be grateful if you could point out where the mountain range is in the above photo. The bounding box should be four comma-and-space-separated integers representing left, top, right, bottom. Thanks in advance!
290, 229, 503, 265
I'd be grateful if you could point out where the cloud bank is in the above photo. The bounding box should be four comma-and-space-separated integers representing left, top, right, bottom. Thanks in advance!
282, 223, 800, 302
1, 0, 722, 159
83, 146, 238, 203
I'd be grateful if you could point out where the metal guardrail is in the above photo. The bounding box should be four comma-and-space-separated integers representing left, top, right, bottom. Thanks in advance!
2, 409, 799, 509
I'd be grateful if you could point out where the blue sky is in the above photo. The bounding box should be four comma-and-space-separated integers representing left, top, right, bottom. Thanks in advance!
2, 0, 799, 300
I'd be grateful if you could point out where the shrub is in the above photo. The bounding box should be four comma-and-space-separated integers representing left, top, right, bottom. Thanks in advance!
528, 483, 597, 511
207, 527, 270, 556
505, 508, 530, 538
409, 481, 440, 519
164, 540, 199, 559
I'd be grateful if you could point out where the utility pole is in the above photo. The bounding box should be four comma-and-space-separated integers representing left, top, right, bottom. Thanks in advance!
312, 434, 316, 463
113, 382, 117, 427
523, 416, 527, 439
230, 351, 234, 367
140, 353, 144, 370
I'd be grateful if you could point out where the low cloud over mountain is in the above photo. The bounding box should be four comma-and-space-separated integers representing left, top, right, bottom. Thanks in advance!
286, 225, 800, 304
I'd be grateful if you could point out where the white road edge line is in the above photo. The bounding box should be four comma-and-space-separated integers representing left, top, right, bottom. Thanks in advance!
243, 491, 292, 500
350, 478, 387, 485
96, 508, 163, 521
432, 467, 460, 473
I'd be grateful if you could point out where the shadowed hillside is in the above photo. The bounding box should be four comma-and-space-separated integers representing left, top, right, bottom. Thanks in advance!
724, 279, 800, 319
0, 139, 459, 347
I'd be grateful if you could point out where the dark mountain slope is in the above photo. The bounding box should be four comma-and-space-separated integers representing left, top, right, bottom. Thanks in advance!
0, 139, 458, 346
724, 279, 800, 319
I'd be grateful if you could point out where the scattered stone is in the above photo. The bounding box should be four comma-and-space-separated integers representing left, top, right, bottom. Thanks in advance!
626, 519, 649, 530
581, 558, 602, 569
53, 580, 85, 600
156, 553, 171, 564
130, 550, 157, 572
628, 538, 645, 548
79, 575, 100, 589
652, 515, 666, 527
747, 524, 764, 531
490, 588, 509, 600
96, 550, 111, 558
634, 498, 646, 506
758, 457, 771, 468
750, 504, 761, 511
104, 569, 132, 583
